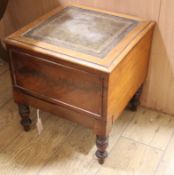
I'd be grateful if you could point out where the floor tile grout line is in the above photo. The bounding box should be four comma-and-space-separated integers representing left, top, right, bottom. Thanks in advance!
93, 112, 136, 175
120, 108, 174, 152
90, 160, 101, 175
93, 165, 101, 175
122, 135, 164, 152
0, 70, 8, 77
2, 66, 172, 174
153, 129, 174, 174
121, 111, 137, 137
1, 109, 74, 154
36, 125, 77, 175
0, 107, 42, 153
0, 133, 22, 152
1, 60, 174, 174
35, 123, 78, 175
118, 112, 136, 138
106, 111, 136, 154
141, 105, 174, 118
0, 66, 9, 77
83, 157, 100, 175
0, 98, 12, 110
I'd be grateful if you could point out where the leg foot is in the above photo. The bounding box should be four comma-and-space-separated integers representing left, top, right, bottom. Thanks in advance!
95, 135, 109, 164
129, 85, 143, 111
18, 104, 32, 131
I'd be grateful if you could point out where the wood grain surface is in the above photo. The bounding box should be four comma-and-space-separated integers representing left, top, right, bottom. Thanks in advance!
1, 64, 174, 174
11, 50, 103, 117
1, 0, 173, 116
107, 28, 154, 121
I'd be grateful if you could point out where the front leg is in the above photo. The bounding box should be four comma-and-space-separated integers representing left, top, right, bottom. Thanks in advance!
95, 135, 109, 164
129, 85, 143, 111
18, 104, 32, 131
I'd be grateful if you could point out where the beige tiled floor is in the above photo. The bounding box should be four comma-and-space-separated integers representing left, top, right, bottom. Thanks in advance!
0, 62, 174, 175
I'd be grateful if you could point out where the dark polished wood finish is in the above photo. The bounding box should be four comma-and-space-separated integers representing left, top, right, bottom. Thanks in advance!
96, 135, 109, 164
129, 85, 143, 111
5, 4, 155, 164
0, 0, 9, 60
0, 0, 8, 20
18, 104, 32, 131
11, 50, 102, 117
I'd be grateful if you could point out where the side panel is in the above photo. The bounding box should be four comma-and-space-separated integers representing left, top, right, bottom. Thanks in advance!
107, 27, 154, 121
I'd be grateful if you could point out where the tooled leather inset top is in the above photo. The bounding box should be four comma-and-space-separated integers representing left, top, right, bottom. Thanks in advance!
24, 7, 139, 58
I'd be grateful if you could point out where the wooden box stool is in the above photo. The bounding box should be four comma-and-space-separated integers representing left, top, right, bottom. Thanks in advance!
5, 4, 155, 164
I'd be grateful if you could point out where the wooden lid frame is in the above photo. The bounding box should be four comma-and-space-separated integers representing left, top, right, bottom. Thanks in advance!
5, 4, 154, 72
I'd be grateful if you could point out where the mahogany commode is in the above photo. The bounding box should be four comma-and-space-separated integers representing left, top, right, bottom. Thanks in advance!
5, 4, 155, 164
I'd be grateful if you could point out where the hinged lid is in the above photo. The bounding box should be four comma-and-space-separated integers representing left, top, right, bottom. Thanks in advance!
5, 4, 154, 72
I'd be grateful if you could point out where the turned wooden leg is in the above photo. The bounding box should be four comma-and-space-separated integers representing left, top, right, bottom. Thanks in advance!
18, 104, 32, 131
95, 135, 109, 164
129, 85, 143, 111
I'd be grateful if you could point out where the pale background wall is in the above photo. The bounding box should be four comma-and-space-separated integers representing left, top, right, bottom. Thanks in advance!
0, 0, 174, 115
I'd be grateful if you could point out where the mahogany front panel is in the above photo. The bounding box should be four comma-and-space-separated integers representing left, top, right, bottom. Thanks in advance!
13, 89, 96, 130
10, 50, 103, 118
